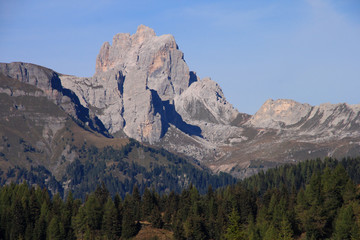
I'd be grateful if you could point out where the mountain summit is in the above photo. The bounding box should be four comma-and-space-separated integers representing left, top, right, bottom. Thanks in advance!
1, 25, 360, 179
60, 25, 240, 144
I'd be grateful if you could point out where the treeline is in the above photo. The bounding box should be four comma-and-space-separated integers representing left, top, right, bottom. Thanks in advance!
1, 157, 360, 239
62, 140, 235, 199
242, 157, 360, 194
1, 139, 235, 199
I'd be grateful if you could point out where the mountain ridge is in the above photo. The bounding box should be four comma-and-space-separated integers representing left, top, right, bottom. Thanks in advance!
1, 25, 359, 180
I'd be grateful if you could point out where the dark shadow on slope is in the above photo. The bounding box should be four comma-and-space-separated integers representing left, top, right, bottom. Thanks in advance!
189, 71, 198, 86
150, 89, 169, 138
116, 70, 125, 95
50, 73, 110, 137
163, 100, 202, 138
149, 90, 202, 138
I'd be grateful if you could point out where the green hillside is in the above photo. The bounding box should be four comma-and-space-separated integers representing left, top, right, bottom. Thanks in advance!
1, 157, 360, 240
0, 73, 235, 199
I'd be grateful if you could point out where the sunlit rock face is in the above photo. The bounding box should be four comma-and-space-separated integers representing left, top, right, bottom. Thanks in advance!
247, 99, 360, 138
12, 25, 358, 178
174, 77, 240, 125
61, 25, 244, 144
248, 99, 312, 128
62, 25, 196, 143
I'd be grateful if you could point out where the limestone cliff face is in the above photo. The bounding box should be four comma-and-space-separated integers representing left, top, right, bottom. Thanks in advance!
0, 62, 107, 135
95, 25, 191, 99
248, 99, 312, 128
61, 25, 203, 143
248, 99, 360, 138
3, 26, 360, 179
174, 77, 240, 125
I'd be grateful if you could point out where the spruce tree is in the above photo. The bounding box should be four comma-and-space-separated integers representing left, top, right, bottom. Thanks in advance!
150, 206, 163, 229
225, 208, 244, 240
11, 198, 26, 240
122, 195, 140, 239
263, 224, 278, 240
278, 215, 293, 240
84, 193, 103, 237
333, 205, 355, 240
142, 187, 153, 221
48, 215, 65, 240
102, 197, 121, 240
132, 185, 141, 221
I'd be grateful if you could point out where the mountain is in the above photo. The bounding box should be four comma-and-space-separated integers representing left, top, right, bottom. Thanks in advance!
212, 99, 360, 178
0, 62, 235, 198
61, 25, 198, 143
1, 25, 360, 184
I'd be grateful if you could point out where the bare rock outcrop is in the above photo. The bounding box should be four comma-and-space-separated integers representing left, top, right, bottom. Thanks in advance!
248, 99, 360, 138
174, 77, 240, 125
62, 25, 197, 143
248, 99, 312, 128
3, 26, 360, 179
0, 62, 107, 135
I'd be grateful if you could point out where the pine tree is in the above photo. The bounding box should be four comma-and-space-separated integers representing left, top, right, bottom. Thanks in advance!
184, 214, 208, 240
122, 195, 140, 239
150, 206, 163, 229
48, 215, 65, 240
303, 172, 327, 239
94, 182, 110, 205
132, 185, 141, 221
113, 193, 123, 236
263, 224, 278, 240
225, 208, 245, 240
33, 214, 47, 240
247, 214, 260, 240
142, 187, 153, 221
84, 194, 103, 237
11, 198, 26, 240
28, 191, 40, 227
63, 191, 76, 240
278, 215, 293, 240
102, 197, 121, 240
72, 205, 87, 239
333, 205, 355, 240
33, 201, 50, 240
172, 214, 186, 240
343, 180, 356, 204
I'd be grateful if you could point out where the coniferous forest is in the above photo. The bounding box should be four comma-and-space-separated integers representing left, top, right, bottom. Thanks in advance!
1, 157, 360, 240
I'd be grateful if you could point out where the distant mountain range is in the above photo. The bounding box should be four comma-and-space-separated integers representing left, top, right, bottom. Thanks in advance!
1, 25, 359, 193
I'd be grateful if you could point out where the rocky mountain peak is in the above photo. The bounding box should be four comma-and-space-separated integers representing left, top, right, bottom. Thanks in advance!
175, 77, 240, 125
248, 99, 360, 137
0, 62, 108, 135
62, 25, 198, 143
248, 99, 312, 128
132, 24, 156, 44
2, 25, 360, 180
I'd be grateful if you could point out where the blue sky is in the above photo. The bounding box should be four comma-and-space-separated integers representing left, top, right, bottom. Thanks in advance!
1, 0, 359, 114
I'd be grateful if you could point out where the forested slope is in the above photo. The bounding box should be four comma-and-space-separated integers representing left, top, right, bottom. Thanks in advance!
1, 157, 360, 239
1, 139, 235, 200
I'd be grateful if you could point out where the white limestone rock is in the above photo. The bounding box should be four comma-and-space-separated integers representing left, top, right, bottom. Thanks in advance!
174, 77, 240, 125
248, 99, 360, 138
61, 25, 194, 143
248, 99, 312, 128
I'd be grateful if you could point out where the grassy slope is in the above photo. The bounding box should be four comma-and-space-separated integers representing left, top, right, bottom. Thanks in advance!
0, 74, 235, 198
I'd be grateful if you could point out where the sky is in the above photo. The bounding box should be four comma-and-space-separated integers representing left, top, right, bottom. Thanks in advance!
0, 0, 359, 114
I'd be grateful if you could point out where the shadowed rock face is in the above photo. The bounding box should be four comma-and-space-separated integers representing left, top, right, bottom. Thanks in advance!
0, 62, 108, 136
2, 25, 360, 179
61, 25, 237, 143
